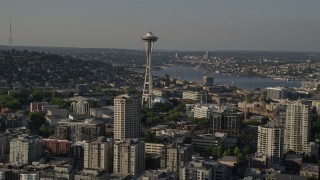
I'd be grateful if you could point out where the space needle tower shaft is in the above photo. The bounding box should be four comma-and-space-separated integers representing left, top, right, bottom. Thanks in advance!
141, 32, 158, 108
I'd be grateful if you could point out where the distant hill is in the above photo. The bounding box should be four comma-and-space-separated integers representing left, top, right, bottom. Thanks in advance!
0, 50, 142, 89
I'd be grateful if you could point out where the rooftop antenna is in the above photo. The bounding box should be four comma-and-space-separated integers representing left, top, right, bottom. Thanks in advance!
9, 16, 13, 51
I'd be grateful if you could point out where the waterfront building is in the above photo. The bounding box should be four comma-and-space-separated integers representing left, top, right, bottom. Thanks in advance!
203, 76, 214, 86
266, 87, 288, 100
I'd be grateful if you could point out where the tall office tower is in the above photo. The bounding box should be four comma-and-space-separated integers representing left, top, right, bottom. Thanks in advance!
0, 132, 12, 163
114, 94, 141, 141
71, 141, 85, 169
203, 76, 214, 86
284, 101, 311, 155
212, 110, 243, 136
113, 139, 145, 176
9, 135, 43, 165
84, 137, 114, 173
141, 32, 158, 108
257, 125, 283, 167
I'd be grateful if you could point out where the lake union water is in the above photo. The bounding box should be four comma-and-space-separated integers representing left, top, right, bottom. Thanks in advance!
150, 66, 301, 90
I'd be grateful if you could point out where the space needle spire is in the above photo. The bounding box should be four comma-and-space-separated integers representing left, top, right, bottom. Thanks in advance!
141, 32, 158, 108
9, 16, 13, 51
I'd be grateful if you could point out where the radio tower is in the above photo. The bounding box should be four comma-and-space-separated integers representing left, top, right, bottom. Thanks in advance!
141, 32, 158, 108
9, 16, 13, 51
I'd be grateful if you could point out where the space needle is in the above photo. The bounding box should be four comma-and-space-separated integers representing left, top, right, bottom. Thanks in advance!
141, 32, 158, 108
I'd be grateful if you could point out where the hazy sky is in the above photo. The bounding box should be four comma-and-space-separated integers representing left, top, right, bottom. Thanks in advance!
0, 0, 319, 51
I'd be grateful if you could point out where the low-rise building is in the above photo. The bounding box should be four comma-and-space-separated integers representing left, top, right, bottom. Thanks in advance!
249, 153, 268, 169
20, 172, 40, 180
180, 160, 213, 180
218, 156, 238, 167
42, 139, 72, 156
138, 169, 176, 180
192, 133, 226, 153
300, 163, 319, 179
212, 110, 243, 136
266, 87, 288, 100
74, 168, 108, 180
30, 102, 48, 112
182, 91, 208, 103
53, 165, 74, 180
55, 119, 105, 142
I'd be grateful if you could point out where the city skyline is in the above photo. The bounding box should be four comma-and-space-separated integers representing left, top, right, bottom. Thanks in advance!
0, 0, 319, 52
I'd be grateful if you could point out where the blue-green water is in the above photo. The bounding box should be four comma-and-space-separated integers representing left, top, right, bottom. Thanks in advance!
151, 66, 301, 90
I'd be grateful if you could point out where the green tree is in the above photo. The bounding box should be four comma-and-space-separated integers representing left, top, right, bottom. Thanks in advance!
243, 144, 253, 155
28, 112, 46, 134
238, 152, 246, 164
153, 102, 173, 112
227, 148, 232, 155
223, 150, 228, 156
234, 146, 240, 156
212, 148, 217, 157
217, 145, 223, 158
175, 102, 186, 112
192, 118, 209, 129
39, 124, 54, 138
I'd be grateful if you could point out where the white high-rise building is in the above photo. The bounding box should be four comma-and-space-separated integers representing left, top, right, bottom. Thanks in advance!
9, 135, 43, 165
257, 125, 283, 166
114, 94, 141, 141
84, 137, 113, 173
284, 101, 311, 155
113, 139, 145, 176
